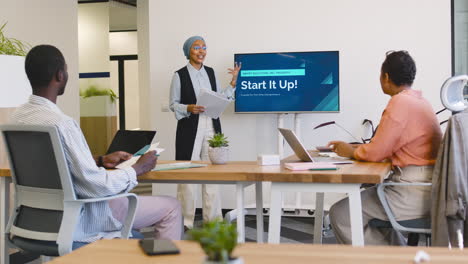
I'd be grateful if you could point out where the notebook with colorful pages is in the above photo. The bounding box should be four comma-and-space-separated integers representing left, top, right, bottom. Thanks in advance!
152, 162, 208, 171
284, 162, 337, 171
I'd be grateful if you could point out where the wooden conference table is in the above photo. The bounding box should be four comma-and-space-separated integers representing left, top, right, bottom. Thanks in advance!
49, 239, 468, 264
138, 159, 391, 246
0, 159, 390, 263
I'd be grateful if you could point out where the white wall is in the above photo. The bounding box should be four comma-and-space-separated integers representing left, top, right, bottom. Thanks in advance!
0, 0, 79, 120
142, 0, 452, 209
110, 32, 138, 55
137, 0, 151, 130
110, 32, 140, 129
78, 3, 109, 73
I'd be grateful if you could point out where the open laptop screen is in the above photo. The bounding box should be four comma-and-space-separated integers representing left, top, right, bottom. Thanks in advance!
106, 130, 156, 155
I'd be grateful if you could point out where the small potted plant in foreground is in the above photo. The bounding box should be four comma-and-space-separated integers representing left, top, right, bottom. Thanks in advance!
188, 219, 242, 264
208, 133, 229, 165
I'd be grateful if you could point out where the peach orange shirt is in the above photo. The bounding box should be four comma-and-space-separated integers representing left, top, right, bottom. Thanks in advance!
355, 89, 442, 167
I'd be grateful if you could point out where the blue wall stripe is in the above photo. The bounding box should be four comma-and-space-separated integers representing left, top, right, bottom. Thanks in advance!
79, 72, 110, 78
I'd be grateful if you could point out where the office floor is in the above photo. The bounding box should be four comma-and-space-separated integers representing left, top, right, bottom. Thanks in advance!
243, 215, 337, 244
180, 211, 337, 244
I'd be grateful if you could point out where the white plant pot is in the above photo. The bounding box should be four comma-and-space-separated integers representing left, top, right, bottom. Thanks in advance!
208, 147, 229, 165
0, 55, 31, 107
203, 257, 243, 264
80, 95, 116, 117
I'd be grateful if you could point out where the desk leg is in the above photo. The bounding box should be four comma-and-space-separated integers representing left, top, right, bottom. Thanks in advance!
267, 184, 282, 244
348, 186, 364, 246
313, 192, 324, 244
236, 183, 245, 243
255, 182, 264, 243
1, 177, 10, 264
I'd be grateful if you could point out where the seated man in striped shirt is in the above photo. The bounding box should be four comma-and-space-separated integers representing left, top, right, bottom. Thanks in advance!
11, 45, 182, 249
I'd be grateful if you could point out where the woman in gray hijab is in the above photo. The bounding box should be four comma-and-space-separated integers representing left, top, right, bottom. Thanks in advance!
169, 36, 241, 229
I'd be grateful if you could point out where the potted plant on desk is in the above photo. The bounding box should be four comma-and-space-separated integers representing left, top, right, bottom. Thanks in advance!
208, 133, 229, 165
188, 219, 242, 264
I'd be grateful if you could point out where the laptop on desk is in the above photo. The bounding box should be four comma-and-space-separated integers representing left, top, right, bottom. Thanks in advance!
278, 128, 353, 164
106, 130, 156, 155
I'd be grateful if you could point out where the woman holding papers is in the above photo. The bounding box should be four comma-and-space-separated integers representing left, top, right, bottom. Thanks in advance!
169, 36, 241, 229
327, 51, 442, 245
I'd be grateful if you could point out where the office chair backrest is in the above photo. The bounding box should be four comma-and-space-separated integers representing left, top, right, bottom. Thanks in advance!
4, 130, 62, 189
0, 124, 76, 256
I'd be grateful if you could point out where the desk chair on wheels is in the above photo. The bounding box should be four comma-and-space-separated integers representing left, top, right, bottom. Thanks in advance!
0, 125, 138, 262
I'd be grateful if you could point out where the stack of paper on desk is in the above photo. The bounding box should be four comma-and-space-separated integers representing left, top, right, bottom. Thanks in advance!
284, 162, 337, 171
197, 89, 231, 119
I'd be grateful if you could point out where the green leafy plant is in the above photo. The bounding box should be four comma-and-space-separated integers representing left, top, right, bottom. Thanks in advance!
0, 22, 31, 56
188, 219, 238, 263
80, 85, 118, 103
208, 133, 229, 148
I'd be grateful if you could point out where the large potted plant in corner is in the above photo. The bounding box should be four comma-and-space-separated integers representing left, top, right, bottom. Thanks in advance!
79, 85, 118, 155
188, 219, 242, 264
208, 133, 229, 165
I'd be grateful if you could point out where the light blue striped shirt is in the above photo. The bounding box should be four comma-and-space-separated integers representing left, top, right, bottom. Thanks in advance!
169, 63, 235, 120
10, 95, 138, 243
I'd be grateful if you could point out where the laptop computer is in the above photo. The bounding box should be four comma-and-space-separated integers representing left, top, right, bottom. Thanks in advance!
106, 130, 157, 155
278, 128, 352, 164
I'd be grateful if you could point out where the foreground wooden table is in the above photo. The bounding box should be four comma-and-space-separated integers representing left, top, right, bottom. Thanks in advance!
49, 240, 468, 264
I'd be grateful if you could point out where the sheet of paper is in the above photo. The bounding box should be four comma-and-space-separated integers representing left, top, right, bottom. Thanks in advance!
134, 142, 159, 156
197, 89, 231, 119
152, 162, 208, 171
116, 147, 165, 169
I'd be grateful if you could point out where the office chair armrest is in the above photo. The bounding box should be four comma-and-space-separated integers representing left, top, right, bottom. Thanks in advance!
376, 182, 431, 234
380, 182, 432, 187
71, 192, 137, 204
69, 193, 138, 239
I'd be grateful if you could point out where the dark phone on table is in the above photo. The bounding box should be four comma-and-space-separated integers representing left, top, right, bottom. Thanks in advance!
316, 146, 333, 152
139, 239, 180, 256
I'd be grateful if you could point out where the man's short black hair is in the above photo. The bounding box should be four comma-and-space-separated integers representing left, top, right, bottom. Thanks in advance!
25, 45, 66, 90
381, 50, 416, 86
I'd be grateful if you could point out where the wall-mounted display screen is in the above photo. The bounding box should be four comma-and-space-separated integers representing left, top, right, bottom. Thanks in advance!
234, 51, 339, 113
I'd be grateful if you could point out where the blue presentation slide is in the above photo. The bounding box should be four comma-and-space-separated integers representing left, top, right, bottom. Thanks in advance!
234, 51, 339, 113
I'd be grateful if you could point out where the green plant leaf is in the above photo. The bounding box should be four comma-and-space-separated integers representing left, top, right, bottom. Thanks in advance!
208, 133, 229, 148
187, 218, 237, 262
80, 85, 118, 102
0, 22, 31, 56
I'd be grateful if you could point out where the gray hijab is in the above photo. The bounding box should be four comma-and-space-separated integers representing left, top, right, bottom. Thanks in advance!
183, 36, 205, 59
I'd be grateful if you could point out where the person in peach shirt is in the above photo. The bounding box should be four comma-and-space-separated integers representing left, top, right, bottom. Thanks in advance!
327, 51, 442, 245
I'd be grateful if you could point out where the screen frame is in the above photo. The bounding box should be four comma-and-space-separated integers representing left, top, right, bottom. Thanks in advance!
234, 50, 340, 114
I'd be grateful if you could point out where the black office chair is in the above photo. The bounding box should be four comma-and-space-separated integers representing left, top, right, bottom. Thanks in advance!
0, 125, 138, 260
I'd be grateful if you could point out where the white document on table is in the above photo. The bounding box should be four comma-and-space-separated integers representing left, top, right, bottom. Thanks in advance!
197, 89, 231, 119
116, 143, 165, 169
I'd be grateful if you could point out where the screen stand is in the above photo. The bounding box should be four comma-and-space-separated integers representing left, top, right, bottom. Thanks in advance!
277, 113, 304, 213
277, 114, 285, 157
277, 113, 301, 158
